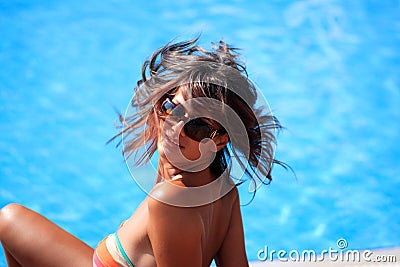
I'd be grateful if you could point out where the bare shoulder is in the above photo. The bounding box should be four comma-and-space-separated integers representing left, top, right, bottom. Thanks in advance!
149, 180, 188, 208
147, 181, 202, 227
149, 180, 183, 203
150, 178, 236, 207
215, 186, 249, 266
147, 183, 203, 266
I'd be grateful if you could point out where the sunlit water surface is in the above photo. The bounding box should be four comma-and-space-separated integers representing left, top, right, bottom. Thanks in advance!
1, 0, 399, 264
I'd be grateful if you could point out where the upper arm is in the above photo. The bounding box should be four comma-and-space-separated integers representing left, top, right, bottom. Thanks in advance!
215, 191, 249, 267
147, 197, 202, 267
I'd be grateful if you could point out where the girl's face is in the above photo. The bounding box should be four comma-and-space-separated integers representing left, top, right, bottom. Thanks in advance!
156, 88, 229, 173
157, 89, 204, 162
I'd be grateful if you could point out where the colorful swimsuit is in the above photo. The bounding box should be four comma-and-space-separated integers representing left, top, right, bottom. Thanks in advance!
93, 232, 135, 267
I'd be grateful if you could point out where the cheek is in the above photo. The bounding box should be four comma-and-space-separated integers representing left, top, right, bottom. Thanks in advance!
180, 137, 201, 160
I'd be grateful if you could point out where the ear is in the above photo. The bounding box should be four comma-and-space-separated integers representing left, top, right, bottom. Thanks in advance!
214, 133, 229, 152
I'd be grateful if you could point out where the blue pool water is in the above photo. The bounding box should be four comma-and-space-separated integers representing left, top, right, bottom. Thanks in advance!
1, 0, 399, 264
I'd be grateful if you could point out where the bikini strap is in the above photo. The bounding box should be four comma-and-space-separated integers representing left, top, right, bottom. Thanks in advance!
114, 232, 135, 267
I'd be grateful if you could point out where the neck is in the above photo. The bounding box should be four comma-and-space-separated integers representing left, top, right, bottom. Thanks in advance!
157, 157, 215, 187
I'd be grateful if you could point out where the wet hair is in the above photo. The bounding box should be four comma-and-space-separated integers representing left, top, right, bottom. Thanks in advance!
110, 37, 286, 193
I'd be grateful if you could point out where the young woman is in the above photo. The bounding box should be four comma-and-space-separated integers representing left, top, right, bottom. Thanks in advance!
0, 38, 281, 267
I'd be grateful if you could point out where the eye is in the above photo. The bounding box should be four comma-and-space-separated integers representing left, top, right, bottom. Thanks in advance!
184, 118, 216, 142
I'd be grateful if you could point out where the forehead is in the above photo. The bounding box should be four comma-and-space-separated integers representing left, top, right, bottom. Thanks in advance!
170, 86, 190, 104
171, 89, 186, 104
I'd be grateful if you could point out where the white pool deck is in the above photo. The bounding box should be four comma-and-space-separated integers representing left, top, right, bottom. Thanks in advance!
250, 247, 400, 267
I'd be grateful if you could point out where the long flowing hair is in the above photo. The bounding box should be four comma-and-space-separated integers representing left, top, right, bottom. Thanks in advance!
110, 37, 287, 194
